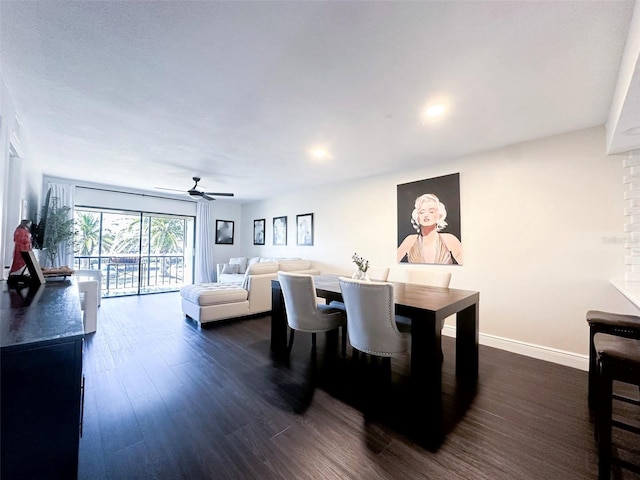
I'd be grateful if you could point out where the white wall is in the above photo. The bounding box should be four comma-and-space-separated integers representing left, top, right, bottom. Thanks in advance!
1, 80, 42, 277
240, 126, 637, 359
209, 201, 243, 272
73, 182, 198, 216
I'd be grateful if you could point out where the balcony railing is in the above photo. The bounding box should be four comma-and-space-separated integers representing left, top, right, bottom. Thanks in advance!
74, 254, 186, 297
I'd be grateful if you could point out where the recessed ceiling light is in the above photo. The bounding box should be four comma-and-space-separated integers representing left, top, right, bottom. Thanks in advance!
420, 100, 449, 125
309, 147, 331, 160
311, 148, 327, 157
424, 104, 446, 117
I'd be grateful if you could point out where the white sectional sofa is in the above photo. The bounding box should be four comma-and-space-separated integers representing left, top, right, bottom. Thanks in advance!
180, 257, 320, 324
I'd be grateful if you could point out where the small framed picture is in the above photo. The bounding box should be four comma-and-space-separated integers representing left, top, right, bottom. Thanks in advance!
296, 213, 314, 246
273, 216, 287, 245
21, 250, 46, 285
215, 220, 234, 244
253, 219, 265, 245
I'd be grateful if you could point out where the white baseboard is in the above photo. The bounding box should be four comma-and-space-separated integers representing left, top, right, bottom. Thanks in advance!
442, 325, 588, 371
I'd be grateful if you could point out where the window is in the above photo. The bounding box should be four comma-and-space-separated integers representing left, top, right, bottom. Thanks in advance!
74, 208, 195, 297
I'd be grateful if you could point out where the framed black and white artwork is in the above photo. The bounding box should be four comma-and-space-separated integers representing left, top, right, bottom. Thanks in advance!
296, 213, 313, 246
273, 216, 287, 245
215, 220, 234, 245
253, 219, 265, 245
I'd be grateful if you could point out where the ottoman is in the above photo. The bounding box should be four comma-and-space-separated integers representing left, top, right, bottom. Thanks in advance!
180, 283, 250, 324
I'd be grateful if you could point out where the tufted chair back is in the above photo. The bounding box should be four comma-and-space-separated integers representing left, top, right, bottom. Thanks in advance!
405, 269, 451, 287
367, 266, 390, 282
338, 277, 409, 357
277, 272, 346, 354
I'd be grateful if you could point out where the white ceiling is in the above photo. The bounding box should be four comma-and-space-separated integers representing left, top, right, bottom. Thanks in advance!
1, 1, 639, 203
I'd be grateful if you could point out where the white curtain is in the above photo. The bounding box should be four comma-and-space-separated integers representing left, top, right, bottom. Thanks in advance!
194, 201, 214, 283
47, 181, 75, 268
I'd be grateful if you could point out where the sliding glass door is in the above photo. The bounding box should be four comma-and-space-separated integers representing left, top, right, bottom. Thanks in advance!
74, 208, 195, 297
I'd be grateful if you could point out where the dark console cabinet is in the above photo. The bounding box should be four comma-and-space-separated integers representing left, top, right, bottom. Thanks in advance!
1, 280, 84, 479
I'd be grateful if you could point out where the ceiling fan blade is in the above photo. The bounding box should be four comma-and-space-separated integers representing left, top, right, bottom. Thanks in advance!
156, 187, 187, 193
203, 192, 234, 197
157, 177, 233, 200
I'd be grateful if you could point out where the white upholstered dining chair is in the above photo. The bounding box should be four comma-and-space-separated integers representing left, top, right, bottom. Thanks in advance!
277, 272, 347, 356
328, 265, 391, 311
77, 280, 98, 333
338, 277, 410, 359
76, 269, 103, 306
367, 266, 390, 282
76, 269, 103, 334
405, 268, 451, 288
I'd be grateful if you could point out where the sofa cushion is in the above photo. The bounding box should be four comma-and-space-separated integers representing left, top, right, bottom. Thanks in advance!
229, 257, 248, 274
246, 261, 278, 276
242, 261, 278, 289
278, 259, 312, 271
221, 263, 240, 275
219, 273, 245, 283
180, 283, 248, 306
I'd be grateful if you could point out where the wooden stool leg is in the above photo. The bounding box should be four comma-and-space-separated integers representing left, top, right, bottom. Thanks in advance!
589, 327, 597, 407
597, 361, 613, 480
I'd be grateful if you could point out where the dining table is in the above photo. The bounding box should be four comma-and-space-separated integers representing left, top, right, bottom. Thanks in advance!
270, 274, 480, 444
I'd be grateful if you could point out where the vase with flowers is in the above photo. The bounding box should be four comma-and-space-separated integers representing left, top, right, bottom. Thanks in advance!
351, 252, 370, 281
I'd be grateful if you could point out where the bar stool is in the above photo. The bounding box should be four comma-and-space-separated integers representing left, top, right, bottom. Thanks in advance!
593, 333, 640, 479
586, 310, 640, 407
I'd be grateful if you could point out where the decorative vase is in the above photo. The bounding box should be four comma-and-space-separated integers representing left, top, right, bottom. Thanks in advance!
352, 269, 370, 281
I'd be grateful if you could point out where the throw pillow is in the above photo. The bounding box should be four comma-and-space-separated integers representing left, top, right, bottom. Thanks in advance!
221, 263, 240, 275
229, 257, 248, 274
247, 256, 260, 268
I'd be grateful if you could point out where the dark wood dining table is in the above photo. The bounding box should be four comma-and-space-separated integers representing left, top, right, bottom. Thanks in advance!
270, 274, 480, 444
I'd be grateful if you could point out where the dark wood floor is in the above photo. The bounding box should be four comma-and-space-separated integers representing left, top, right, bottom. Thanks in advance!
78, 292, 639, 479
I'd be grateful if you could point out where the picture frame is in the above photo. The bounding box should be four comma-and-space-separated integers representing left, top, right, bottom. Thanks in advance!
215, 220, 234, 245
396, 172, 462, 265
296, 213, 314, 246
272, 216, 287, 245
253, 218, 265, 245
21, 250, 46, 285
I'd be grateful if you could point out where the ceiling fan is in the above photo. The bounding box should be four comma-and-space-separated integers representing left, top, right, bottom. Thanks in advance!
156, 176, 234, 201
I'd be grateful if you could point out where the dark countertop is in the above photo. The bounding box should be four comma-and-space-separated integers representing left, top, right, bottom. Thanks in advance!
1, 278, 84, 352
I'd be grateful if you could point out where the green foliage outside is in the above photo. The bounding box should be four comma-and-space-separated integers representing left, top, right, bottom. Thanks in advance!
74, 211, 185, 257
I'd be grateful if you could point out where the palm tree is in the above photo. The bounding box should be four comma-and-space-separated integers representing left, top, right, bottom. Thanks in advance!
148, 217, 184, 254
110, 217, 142, 254
74, 212, 101, 256
108, 216, 184, 255
73, 211, 187, 287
